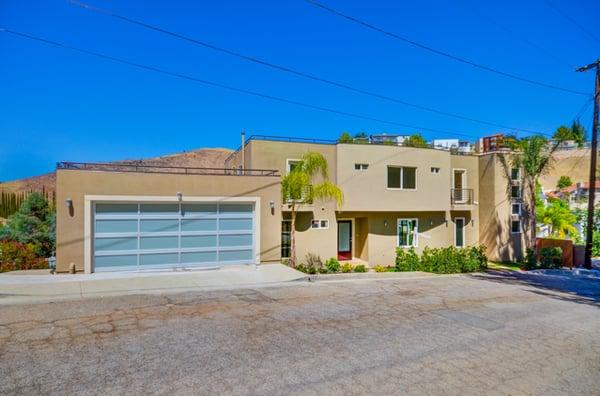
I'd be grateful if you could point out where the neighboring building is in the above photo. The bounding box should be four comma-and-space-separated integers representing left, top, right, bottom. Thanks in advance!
55, 135, 528, 273
369, 133, 409, 145
548, 181, 600, 207
432, 139, 473, 154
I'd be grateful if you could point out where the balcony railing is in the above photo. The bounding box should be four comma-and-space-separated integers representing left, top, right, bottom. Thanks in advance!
451, 189, 474, 205
56, 162, 279, 177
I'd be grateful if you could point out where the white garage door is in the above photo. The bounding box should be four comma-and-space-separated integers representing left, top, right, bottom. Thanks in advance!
93, 202, 255, 272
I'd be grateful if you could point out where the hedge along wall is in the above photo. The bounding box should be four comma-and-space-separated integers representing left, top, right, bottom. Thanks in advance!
536, 238, 573, 268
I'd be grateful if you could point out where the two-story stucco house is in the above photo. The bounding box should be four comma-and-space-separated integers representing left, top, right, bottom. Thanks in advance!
55, 135, 528, 273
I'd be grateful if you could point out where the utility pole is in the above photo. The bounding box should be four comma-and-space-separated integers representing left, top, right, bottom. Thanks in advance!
577, 59, 600, 270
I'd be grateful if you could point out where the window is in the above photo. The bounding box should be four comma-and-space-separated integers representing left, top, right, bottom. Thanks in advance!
511, 219, 521, 234
311, 219, 329, 229
287, 159, 300, 173
354, 163, 369, 171
511, 168, 520, 180
511, 185, 521, 199
387, 166, 417, 189
431, 167, 440, 174
281, 221, 291, 258
397, 219, 418, 247
455, 218, 465, 248
511, 203, 521, 215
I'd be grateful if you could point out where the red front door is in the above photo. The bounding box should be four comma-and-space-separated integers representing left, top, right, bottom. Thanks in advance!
337, 220, 352, 260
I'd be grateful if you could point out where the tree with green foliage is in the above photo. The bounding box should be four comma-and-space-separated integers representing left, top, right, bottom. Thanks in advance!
403, 133, 428, 148
552, 121, 586, 147
0, 192, 55, 257
537, 199, 578, 239
338, 131, 353, 144
556, 175, 573, 189
281, 152, 343, 267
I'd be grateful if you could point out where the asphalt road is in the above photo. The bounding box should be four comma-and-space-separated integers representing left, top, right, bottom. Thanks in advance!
1, 271, 599, 395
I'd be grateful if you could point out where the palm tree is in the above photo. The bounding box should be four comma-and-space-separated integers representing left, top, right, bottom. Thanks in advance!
538, 199, 578, 238
507, 135, 560, 249
281, 152, 343, 267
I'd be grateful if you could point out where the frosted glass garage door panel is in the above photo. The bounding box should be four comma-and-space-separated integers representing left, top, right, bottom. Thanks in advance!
140, 219, 178, 233
181, 219, 217, 232
139, 253, 178, 267
95, 254, 137, 269
95, 204, 138, 215
182, 204, 217, 216
219, 218, 253, 231
95, 237, 137, 252
219, 204, 253, 215
181, 251, 217, 264
220, 249, 253, 262
181, 235, 216, 248
140, 236, 178, 250
96, 219, 138, 233
219, 234, 253, 247
140, 204, 179, 215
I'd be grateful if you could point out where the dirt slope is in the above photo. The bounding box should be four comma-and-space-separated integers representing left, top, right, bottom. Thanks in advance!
0, 148, 233, 195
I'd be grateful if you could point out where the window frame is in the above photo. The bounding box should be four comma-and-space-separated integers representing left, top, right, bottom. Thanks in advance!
354, 163, 369, 171
430, 167, 441, 174
511, 167, 521, 181
511, 219, 522, 234
454, 217, 466, 248
511, 203, 521, 216
286, 158, 301, 174
281, 220, 291, 258
511, 185, 522, 199
397, 218, 419, 248
387, 166, 417, 190
311, 219, 329, 230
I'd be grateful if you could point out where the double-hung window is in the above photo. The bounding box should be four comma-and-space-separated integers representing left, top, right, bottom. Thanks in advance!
397, 219, 418, 247
387, 166, 417, 189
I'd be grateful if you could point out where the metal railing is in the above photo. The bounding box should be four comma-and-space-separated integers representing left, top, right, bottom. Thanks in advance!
451, 188, 474, 205
56, 162, 279, 177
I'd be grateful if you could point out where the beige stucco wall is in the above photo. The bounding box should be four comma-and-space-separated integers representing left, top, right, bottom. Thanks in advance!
478, 153, 527, 262
336, 144, 452, 212
56, 169, 281, 273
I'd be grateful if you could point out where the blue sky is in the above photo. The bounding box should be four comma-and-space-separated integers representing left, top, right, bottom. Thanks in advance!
1, 0, 598, 181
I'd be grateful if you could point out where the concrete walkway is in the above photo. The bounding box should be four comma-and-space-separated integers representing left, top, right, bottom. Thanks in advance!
0, 264, 306, 305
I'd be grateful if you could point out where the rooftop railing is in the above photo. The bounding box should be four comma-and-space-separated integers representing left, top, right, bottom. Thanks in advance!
56, 162, 279, 177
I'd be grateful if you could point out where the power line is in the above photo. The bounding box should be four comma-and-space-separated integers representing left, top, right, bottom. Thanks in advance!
544, 0, 600, 46
1, 27, 486, 140
304, 0, 590, 96
69, 0, 548, 135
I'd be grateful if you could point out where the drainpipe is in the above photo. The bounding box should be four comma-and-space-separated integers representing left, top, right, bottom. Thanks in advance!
241, 130, 245, 174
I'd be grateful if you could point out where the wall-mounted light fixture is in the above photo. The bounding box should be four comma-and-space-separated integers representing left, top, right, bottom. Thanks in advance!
384, 219, 388, 227
269, 200, 275, 210
429, 219, 434, 226
64, 198, 73, 208
176, 192, 183, 201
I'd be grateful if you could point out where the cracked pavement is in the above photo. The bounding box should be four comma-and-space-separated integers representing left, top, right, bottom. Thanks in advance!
1, 272, 599, 395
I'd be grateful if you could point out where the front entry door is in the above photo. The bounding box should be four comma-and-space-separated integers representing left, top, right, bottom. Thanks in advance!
337, 220, 352, 260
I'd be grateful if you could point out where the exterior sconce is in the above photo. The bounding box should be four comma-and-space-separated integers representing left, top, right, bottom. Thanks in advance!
176, 192, 183, 201
384, 219, 388, 227
269, 200, 275, 210
64, 198, 73, 208
429, 219, 433, 226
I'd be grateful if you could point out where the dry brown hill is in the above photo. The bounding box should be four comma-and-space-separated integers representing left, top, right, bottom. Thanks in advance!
0, 148, 233, 195
539, 148, 592, 190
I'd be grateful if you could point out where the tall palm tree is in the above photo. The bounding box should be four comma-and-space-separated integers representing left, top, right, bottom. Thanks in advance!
281, 152, 343, 267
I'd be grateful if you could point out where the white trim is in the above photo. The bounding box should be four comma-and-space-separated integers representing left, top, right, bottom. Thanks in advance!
511, 202, 522, 216
452, 168, 467, 189
337, 217, 355, 260
510, 167, 521, 181
386, 166, 417, 190
454, 217, 466, 248
286, 158, 301, 174
310, 219, 330, 229
397, 218, 419, 248
511, 219, 522, 234
84, 195, 261, 274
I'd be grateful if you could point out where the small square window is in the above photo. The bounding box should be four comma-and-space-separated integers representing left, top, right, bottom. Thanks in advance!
431, 167, 440, 174
354, 163, 369, 170
511, 203, 521, 215
311, 220, 320, 229
511, 185, 521, 199
511, 168, 520, 180
311, 219, 329, 229
320, 220, 329, 229
511, 220, 521, 234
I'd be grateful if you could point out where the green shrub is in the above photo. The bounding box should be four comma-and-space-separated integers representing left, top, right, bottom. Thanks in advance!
354, 264, 366, 272
373, 264, 386, 272
304, 253, 323, 274
295, 264, 308, 273
539, 247, 563, 269
523, 248, 537, 270
317, 267, 328, 274
395, 245, 488, 274
395, 247, 420, 271
325, 257, 340, 273
340, 262, 353, 273
0, 240, 48, 272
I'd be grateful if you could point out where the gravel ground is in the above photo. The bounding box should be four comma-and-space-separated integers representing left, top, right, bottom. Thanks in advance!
1, 271, 599, 395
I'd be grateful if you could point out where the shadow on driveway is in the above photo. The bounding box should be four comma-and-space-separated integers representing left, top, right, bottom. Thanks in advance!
469, 270, 600, 308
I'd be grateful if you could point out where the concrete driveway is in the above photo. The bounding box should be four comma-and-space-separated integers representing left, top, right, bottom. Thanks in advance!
1, 271, 599, 395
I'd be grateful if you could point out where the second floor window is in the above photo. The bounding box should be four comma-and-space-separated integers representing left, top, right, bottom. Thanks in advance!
387, 166, 417, 189
354, 163, 369, 170
511, 185, 522, 199
511, 168, 520, 181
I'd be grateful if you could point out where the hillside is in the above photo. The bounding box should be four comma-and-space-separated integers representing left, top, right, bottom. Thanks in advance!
539, 148, 592, 190
0, 148, 233, 195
